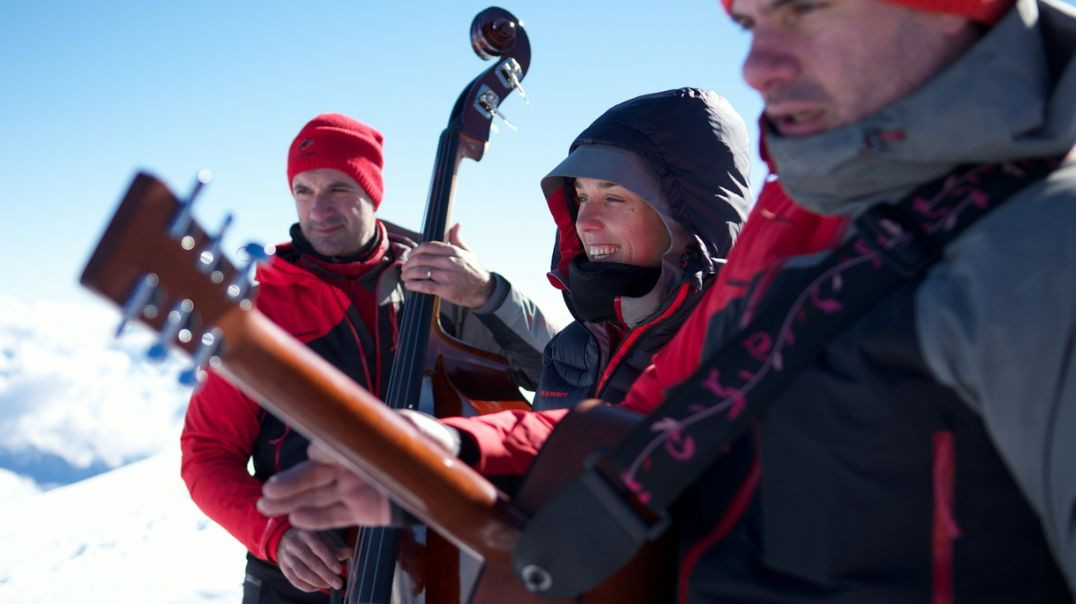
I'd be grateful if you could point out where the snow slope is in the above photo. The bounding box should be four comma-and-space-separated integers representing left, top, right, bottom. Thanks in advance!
0, 448, 244, 603
0, 293, 245, 601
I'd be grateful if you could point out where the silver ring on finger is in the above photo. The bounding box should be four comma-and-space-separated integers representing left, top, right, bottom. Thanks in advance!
426, 268, 433, 280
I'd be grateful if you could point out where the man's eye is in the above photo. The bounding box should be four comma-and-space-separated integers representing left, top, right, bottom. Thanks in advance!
576, 195, 588, 204
731, 16, 754, 31
788, 0, 826, 17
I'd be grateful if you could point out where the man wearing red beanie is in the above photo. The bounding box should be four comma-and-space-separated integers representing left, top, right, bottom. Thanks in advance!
180, 112, 558, 603
259, 1, 1076, 601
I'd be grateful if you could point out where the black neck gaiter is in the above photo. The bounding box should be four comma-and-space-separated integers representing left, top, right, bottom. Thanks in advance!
568, 255, 661, 323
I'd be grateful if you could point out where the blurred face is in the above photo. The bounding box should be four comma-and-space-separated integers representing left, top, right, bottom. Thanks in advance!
292, 168, 376, 257
574, 178, 670, 268
732, 0, 977, 136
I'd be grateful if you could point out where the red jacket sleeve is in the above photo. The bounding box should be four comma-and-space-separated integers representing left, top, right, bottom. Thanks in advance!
442, 409, 570, 476
179, 370, 291, 562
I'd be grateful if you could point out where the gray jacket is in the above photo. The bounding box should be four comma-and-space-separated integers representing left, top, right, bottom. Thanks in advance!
766, 0, 1076, 586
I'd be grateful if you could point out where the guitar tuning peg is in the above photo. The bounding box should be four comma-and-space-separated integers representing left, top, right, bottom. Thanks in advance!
115, 273, 161, 337
239, 241, 274, 263
475, 86, 517, 132
178, 328, 223, 387
169, 169, 213, 240
147, 298, 195, 362
227, 242, 275, 303
198, 212, 234, 277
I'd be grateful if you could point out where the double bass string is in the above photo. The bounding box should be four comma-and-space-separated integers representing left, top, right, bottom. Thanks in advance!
351, 284, 432, 601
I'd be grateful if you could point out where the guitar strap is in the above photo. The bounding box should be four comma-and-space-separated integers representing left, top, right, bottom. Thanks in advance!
511, 157, 1062, 598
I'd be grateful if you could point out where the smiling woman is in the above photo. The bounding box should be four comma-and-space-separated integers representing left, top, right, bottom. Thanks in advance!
521, 87, 752, 411
573, 178, 670, 268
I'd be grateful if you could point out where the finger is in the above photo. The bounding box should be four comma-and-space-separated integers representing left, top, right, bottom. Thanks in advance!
281, 552, 339, 592
402, 255, 461, 278
279, 536, 337, 592
259, 485, 335, 516
404, 241, 458, 262
447, 223, 470, 251
289, 501, 367, 531
280, 567, 323, 593
258, 480, 345, 516
401, 279, 442, 296
400, 264, 440, 284
307, 441, 340, 464
262, 460, 338, 499
294, 532, 345, 587
300, 530, 345, 573
417, 240, 459, 253
398, 410, 457, 453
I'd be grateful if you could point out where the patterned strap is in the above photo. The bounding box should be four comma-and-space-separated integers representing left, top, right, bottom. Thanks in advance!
601, 157, 1060, 514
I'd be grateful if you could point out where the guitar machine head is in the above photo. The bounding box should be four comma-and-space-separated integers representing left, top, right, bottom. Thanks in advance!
79, 170, 274, 386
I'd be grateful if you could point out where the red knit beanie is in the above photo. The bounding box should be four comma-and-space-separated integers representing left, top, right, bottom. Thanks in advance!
720, 0, 1013, 25
287, 113, 385, 208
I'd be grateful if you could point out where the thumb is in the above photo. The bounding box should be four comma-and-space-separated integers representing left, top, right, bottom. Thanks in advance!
307, 441, 339, 465
447, 223, 470, 251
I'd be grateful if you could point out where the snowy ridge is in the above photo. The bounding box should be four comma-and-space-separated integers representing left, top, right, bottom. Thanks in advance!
0, 448, 244, 603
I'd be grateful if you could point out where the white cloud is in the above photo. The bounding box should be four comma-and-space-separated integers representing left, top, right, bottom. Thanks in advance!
0, 292, 193, 477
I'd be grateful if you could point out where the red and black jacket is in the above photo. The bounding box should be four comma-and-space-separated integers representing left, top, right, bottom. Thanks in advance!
180, 220, 549, 564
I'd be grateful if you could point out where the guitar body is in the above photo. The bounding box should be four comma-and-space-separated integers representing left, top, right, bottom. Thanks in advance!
469, 400, 675, 603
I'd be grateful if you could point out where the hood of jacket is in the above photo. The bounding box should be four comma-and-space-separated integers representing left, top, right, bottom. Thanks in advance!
541, 87, 753, 327
767, 0, 1076, 216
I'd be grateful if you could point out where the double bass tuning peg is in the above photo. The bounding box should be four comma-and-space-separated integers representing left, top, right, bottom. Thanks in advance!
475, 86, 517, 132
498, 58, 528, 104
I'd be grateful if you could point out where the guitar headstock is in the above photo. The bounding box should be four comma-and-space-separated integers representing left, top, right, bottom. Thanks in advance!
453, 6, 531, 160
79, 171, 271, 384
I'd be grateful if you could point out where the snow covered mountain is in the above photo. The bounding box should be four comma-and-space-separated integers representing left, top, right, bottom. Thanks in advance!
0, 448, 245, 602
0, 293, 244, 601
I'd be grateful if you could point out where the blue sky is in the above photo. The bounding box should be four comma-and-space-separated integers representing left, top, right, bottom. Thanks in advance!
1, 1, 759, 326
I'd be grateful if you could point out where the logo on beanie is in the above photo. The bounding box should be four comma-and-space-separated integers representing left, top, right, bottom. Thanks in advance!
299, 138, 315, 151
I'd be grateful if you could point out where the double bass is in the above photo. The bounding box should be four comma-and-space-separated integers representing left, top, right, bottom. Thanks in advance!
344, 6, 532, 603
